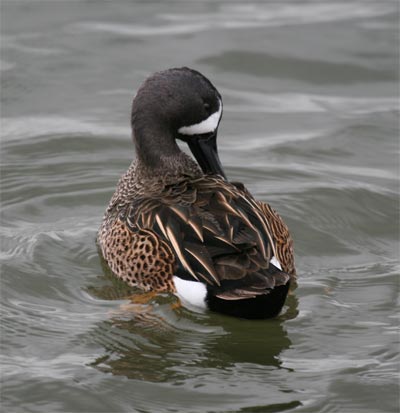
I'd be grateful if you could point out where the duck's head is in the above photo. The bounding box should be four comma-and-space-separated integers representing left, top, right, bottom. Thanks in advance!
131, 67, 226, 179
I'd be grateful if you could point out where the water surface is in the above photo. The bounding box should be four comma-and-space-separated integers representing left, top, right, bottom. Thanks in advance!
1, 1, 399, 412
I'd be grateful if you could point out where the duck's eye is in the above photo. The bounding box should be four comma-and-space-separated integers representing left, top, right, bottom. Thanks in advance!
203, 102, 211, 113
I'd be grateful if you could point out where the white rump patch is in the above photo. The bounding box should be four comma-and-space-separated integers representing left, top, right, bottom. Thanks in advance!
173, 276, 207, 308
178, 99, 222, 136
270, 256, 282, 270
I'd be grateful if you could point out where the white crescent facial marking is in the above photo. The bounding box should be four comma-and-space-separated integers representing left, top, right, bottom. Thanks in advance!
178, 99, 222, 136
173, 276, 207, 308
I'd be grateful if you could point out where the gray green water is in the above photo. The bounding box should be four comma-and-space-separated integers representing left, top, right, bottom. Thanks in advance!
1, 1, 399, 412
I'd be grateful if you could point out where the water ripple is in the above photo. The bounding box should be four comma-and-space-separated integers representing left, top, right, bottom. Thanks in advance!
2, 1, 398, 411
72, 3, 396, 38
224, 90, 398, 115
1, 116, 129, 142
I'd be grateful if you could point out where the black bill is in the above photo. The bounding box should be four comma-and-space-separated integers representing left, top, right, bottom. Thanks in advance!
186, 132, 227, 179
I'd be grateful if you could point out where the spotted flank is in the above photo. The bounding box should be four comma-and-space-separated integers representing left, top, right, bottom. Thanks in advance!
99, 219, 176, 292
97, 67, 296, 319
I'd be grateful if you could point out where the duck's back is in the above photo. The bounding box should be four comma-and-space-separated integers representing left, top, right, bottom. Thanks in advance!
98, 169, 295, 310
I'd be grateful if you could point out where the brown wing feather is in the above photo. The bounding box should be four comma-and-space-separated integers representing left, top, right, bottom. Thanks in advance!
232, 181, 295, 277
256, 201, 296, 277
123, 176, 292, 295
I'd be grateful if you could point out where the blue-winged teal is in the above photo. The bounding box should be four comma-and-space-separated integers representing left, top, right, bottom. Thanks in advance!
98, 68, 296, 319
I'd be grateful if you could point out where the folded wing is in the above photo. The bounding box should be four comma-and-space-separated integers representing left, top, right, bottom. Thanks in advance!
124, 177, 290, 299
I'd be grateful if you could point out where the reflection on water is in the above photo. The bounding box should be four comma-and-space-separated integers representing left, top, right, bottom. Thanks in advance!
1, 0, 398, 412
88, 268, 297, 381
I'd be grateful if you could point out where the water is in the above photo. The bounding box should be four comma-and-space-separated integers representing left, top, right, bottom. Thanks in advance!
1, 1, 399, 412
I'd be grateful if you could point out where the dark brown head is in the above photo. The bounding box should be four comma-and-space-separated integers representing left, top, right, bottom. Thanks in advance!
131, 67, 226, 178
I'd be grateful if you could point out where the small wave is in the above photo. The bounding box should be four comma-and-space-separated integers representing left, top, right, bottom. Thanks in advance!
2, 35, 64, 56
161, 3, 394, 29
282, 356, 379, 373
73, 21, 209, 37
0, 60, 16, 71
224, 90, 398, 115
0, 220, 97, 261
72, 3, 395, 38
224, 130, 326, 150
1, 116, 129, 142
1, 353, 96, 379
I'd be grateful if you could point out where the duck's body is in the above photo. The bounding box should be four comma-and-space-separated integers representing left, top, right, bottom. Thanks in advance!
98, 68, 295, 319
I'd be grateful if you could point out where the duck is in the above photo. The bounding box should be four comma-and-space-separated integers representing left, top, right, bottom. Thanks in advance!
98, 67, 296, 319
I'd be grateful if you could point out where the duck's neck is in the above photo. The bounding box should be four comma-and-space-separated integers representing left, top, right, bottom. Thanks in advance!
133, 124, 201, 180
133, 119, 175, 162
